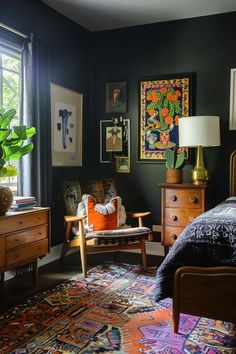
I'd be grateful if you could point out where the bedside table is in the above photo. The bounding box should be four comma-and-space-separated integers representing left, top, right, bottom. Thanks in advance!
160, 183, 205, 256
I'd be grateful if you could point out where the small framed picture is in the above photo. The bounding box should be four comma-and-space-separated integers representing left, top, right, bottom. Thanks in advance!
100, 119, 130, 163
106, 126, 123, 152
116, 156, 130, 173
105, 81, 128, 113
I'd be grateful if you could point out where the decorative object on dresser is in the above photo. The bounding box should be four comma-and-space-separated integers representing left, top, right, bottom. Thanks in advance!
0, 207, 50, 285
178, 115, 221, 185
10, 195, 37, 212
160, 183, 205, 256
165, 148, 185, 184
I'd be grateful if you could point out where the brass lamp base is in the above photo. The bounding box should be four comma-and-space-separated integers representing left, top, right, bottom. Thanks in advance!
191, 146, 208, 186
191, 167, 208, 185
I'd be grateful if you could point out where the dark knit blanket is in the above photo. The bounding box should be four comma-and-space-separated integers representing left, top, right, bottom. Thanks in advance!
154, 197, 236, 301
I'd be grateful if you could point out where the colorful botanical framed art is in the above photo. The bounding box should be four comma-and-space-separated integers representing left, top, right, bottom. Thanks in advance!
138, 74, 193, 161
105, 81, 128, 113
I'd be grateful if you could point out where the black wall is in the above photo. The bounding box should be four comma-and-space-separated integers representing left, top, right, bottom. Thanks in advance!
1, 2, 236, 244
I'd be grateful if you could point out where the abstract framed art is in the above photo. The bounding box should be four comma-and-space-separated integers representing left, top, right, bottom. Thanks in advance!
50, 83, 83, 166
138, 73, 193, 161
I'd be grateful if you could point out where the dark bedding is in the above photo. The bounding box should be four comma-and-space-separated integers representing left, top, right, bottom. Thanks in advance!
154, 197, 236, 302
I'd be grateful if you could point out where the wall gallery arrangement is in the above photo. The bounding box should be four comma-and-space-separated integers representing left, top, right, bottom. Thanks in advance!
138, 74, 192, 161
50, 83, 83, 166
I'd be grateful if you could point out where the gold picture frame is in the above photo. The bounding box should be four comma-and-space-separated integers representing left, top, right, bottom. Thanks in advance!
116, 156, 130, 173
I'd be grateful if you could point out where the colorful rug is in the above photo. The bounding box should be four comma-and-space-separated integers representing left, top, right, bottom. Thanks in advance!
0, 263, 235, 353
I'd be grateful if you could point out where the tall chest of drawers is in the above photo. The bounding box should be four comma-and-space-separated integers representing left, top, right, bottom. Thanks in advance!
160, 184, 205, 256
0, 207, 50, 285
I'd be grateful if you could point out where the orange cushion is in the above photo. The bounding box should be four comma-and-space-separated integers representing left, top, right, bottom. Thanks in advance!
85, 195, 119, 231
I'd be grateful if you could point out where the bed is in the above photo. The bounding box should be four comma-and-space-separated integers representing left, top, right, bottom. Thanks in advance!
155, 150, 236, 333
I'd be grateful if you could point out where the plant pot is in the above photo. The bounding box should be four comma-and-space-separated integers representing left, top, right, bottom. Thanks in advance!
0, 186, 13, 215
166, 169, 183, 184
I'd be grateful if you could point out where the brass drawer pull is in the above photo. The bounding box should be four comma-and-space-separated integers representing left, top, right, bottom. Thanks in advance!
171, 215, 178, 221
171, 234, 178, 240
189, 196, 197, 203
170, 195, 177, 202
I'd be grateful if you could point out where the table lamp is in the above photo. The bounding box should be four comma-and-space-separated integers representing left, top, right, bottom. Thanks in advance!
178, 116, 221, 185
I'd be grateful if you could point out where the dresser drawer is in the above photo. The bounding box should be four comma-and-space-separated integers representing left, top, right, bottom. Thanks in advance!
7, 239, 48, 266
165, 189, 202, 209
0, 238, 5, 268
6, 225, 48, 250
163, 226, 185, 246
0, 210, 48, 235
165, 208, 201, 226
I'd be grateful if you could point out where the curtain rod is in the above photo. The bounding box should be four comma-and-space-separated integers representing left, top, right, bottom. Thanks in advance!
0, 22, 28, 39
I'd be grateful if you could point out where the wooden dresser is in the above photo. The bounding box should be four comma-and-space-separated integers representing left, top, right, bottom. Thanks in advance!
160, 184, 205, 256
0, 207, 50, 285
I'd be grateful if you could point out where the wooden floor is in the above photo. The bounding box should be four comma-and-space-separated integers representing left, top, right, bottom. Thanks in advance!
0, 251, 163, 313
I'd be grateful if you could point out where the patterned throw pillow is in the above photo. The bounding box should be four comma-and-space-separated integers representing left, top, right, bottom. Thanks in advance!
82, 194, 120, 231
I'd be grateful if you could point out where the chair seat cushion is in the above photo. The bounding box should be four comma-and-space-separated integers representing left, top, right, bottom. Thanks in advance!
86, 226, 151, 239
85, 226, 152, 247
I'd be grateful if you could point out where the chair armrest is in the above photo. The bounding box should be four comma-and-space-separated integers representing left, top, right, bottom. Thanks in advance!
126, 211, 151, 218
126, 211, 151, 227
64, 215, 86, 242
64, 215, 85, 222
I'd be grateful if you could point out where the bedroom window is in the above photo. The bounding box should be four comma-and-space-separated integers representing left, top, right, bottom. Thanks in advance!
0, 42, 21, 195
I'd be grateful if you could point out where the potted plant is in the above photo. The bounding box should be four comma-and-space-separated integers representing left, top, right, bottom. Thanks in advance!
0, 108, 36, 215
165, 148, 185, 183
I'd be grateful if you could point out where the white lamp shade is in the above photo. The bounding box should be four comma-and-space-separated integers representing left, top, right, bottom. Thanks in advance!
178, 116, 221, 147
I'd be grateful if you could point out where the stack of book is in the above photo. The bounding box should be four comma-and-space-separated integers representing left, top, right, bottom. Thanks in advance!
10, 196, 37, 212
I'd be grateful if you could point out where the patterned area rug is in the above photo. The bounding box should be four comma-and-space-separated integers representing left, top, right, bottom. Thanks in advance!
0, 263, 235, 353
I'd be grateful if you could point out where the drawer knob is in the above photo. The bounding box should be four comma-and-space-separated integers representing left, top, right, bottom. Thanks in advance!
171, 234, 178, 240
18, 221, 23, 224
189, 215, 196, 221
189, 196, 197, 203
170, 195, 177, 202
171, 215, 178, 221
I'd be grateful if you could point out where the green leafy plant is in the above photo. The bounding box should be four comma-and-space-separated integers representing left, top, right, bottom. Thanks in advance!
165, 148, 185, 169
0, 108, 36, 177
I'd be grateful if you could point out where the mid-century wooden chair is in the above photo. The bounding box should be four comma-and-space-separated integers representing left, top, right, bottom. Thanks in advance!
60, 179, 152, 277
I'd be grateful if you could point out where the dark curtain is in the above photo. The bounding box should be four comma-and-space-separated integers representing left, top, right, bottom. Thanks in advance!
19, 34, 51, 206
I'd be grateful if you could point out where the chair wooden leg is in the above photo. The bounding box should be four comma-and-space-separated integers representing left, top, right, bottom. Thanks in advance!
80, 241, 87, 277
172, 308, 180, 334
141, 240, 147, 270
60, 242, 70, 261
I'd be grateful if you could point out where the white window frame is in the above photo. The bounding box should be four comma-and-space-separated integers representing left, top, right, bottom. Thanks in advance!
0, 40, 22, 195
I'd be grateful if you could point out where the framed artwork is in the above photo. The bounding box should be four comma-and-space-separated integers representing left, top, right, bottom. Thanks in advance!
139, 73, 192, 161
105, 81, 128, 113
229, 68, 236, 130
50, 83, 83, 167
116, 156, 130, 173
100, 119, 130, 163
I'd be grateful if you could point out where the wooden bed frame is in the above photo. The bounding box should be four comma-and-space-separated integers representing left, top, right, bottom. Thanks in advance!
172, 150, 236, 333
